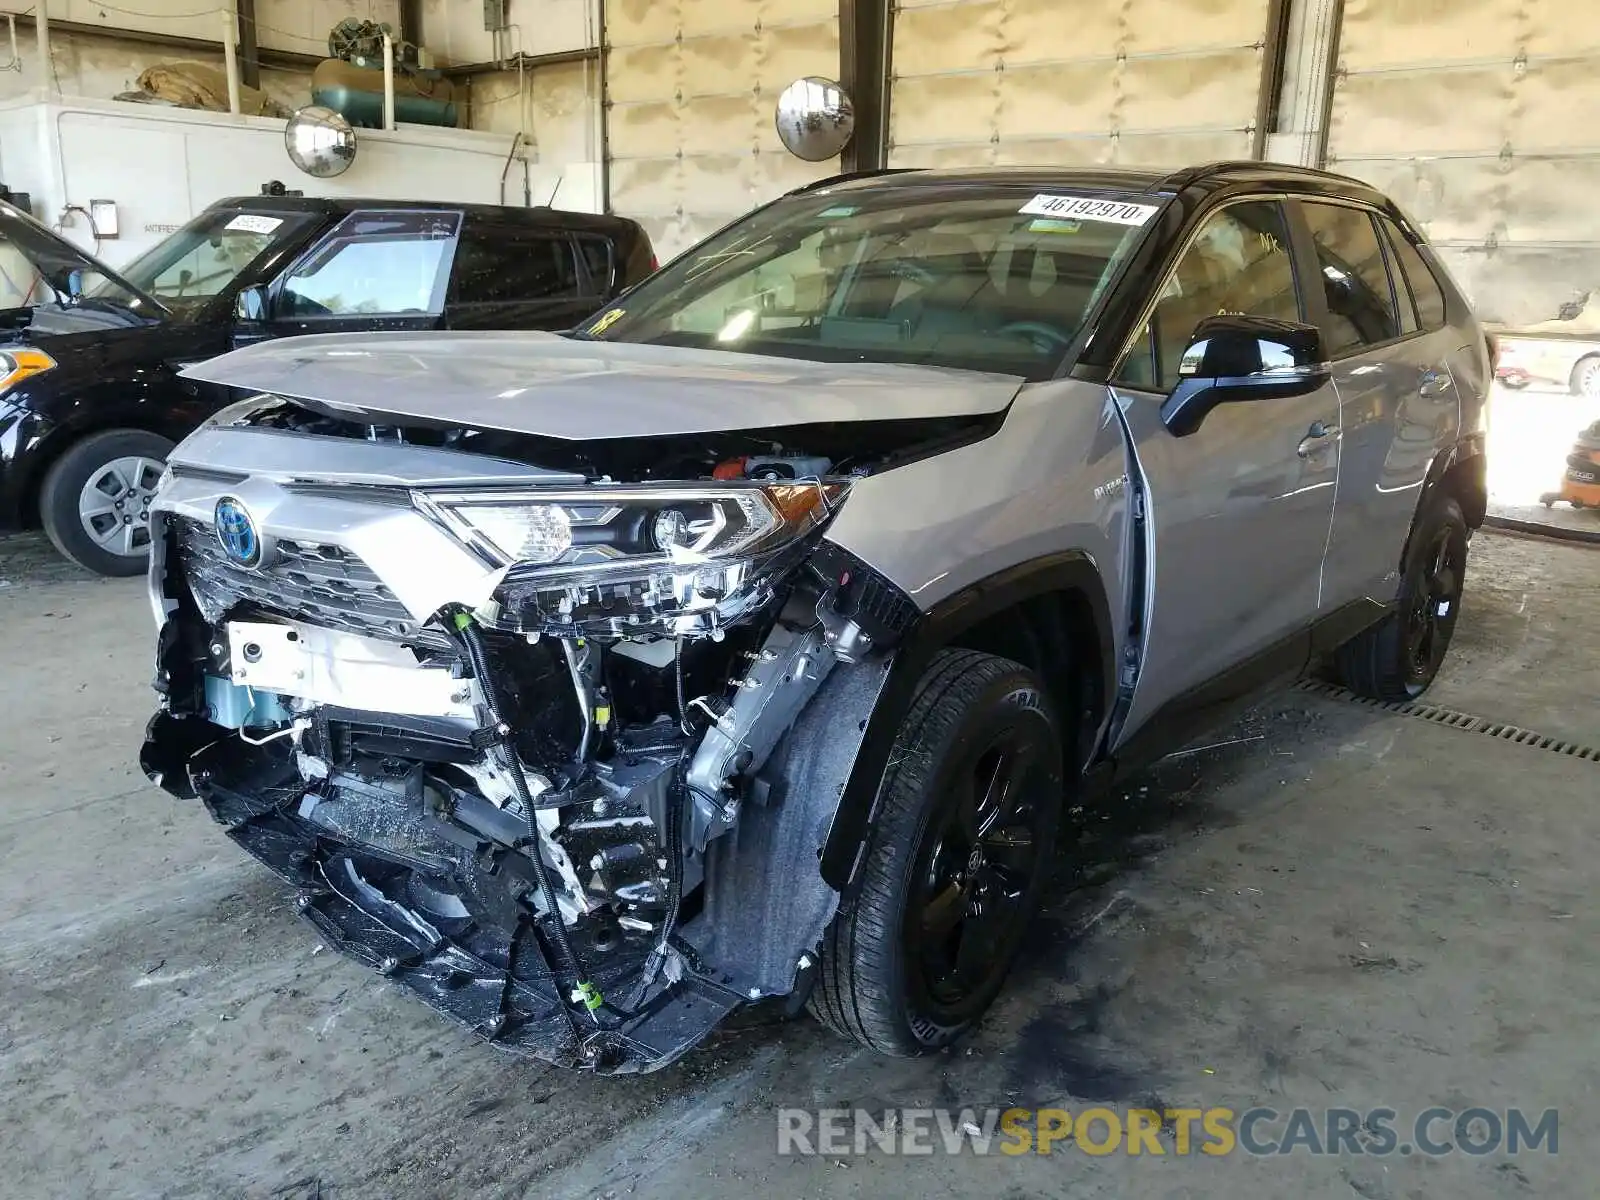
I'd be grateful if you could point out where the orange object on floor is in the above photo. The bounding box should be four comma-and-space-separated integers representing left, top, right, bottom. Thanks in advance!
1542, 419, 1600, 510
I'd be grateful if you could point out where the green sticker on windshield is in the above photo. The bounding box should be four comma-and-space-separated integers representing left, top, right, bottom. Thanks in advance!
1028, 218, 1083, 234
818, 205, 859, 218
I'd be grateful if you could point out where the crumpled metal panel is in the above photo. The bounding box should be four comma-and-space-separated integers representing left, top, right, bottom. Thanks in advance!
889, 0, 1269, 169
1327, 0, 1600, 330
604, 0, 840, 260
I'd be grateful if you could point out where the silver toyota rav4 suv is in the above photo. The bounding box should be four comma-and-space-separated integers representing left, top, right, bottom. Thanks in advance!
144, 163, 1490, 1073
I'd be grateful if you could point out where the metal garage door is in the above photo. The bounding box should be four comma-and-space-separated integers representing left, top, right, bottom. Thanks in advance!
888, 0, 1274, 169
603, 0, 841, 261
1326, 0, 1600, 332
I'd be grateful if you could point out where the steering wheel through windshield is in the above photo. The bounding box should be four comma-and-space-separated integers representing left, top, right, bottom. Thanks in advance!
996, 319, 1074, 355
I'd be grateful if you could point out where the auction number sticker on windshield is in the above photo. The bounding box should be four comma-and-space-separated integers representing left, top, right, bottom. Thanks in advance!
1018, 195, 1159, 225
225, 214, 284, 234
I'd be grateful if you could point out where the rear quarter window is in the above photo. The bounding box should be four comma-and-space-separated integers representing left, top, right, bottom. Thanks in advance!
1380, 218, 1448, 331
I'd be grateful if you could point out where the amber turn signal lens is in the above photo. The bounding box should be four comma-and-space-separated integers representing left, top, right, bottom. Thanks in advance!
0, 348, 56, 391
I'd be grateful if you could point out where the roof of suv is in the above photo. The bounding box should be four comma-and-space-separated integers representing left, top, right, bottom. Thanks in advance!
802, 161, 1386, 206
205, 193, 644, 235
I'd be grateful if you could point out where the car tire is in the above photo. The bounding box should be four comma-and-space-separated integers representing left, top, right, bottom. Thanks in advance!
1335, 491, 1469, 702
39, 429, 173, 577
1571, 355, 1600, 400
809, 649, 1065, 1056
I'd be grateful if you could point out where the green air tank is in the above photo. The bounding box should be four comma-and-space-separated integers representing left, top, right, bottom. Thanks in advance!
312, 59, 459, 129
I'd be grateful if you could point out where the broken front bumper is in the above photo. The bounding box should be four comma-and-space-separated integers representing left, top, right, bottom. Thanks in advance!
147, 720, 746, 1072
142, 428, 899, 1073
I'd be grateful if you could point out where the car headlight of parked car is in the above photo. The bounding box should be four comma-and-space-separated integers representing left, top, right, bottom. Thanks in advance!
416, 481, 849, 634
0, 349, 56, 394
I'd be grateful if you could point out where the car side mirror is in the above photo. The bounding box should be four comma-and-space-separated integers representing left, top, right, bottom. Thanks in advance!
1160, 315, 1330, 437
235, 285, 268, 324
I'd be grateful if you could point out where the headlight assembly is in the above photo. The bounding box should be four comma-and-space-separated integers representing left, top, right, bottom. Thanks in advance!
0, 349, 56, 393
416, 482, 848, 636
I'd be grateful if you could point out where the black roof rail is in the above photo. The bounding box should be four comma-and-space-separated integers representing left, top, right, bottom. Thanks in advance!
1163, 159, 1375, 191
782, 168, 919, 196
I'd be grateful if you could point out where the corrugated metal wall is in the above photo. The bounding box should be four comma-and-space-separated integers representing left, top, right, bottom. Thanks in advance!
1326, 0, 1600, 331
888, 0, 1272, 168
604, 0, 841, 260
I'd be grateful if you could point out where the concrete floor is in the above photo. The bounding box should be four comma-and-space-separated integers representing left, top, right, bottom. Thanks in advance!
0, 527, 1595, 1199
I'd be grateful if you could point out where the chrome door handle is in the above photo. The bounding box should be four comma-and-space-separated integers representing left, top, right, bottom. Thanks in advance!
1297, 421, 1339, 458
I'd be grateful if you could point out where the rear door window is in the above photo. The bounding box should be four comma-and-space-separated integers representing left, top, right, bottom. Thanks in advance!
577, 236, 613, 294
277, 210, 459, 318
1300, 202, 1400, 355
451, 223, 580, 305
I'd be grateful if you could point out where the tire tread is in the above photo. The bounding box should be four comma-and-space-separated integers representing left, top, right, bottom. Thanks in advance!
39, 428, 173, 577
809, 648, 1048, 1055
1335, 491, 1467, 702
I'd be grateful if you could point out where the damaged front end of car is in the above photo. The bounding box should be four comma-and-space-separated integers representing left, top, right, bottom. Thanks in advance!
140, 400, 925, 1073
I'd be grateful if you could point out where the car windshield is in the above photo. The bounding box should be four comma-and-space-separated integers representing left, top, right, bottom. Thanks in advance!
113, 209, 311, 315
580, 186, 1165, 379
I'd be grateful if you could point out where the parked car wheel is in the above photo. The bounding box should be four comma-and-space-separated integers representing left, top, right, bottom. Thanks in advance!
40, 429, 173, 577
1571, 354, 1600, 400
809, 649, 1064, 1055
1336, 492, 1469, 702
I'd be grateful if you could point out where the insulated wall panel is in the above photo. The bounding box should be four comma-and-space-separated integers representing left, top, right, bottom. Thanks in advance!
604, 0, 840, 260
888, 0, 1272, 169
1326, 0, 1600, 331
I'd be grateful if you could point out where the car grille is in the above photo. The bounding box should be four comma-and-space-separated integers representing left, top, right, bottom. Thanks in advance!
175, 517, 442, 646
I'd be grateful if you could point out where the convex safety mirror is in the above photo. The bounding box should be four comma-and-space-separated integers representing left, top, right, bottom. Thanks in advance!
285, 105, 358, 178
775, 77, 855, 161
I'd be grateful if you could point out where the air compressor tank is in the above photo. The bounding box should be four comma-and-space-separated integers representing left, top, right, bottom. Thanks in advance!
311, 59, 458, 128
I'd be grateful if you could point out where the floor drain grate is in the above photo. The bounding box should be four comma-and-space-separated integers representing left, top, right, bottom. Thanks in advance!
1294, 679, 1600, 763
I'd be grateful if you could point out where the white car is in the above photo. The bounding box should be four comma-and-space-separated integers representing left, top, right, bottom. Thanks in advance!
1495, 334, 1600, 397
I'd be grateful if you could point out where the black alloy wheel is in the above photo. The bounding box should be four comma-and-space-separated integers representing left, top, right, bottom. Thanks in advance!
1402, 520, 1465, 690
908, 720, 1054, 1024
810, 649, 1066, 1055
1336, 490, 1470, 702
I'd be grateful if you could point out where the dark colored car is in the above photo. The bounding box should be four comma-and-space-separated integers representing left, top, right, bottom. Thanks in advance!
0, 195, 653, 575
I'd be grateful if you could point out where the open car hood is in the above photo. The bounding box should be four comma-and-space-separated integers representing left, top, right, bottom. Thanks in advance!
179, 330, 1026, 440
0, 200, 166, 317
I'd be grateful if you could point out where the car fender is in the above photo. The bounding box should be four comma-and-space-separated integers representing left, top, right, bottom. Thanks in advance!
1402, 431, 1488, 565
813, 551, 1116, 893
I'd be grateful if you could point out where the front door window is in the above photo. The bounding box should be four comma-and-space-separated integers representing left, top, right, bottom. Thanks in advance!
1117, 201, 1302, 390
277, 210, 460, 319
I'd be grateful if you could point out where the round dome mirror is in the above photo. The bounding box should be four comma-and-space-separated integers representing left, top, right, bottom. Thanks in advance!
285, 105, 358, 178
775, 77, 855, 162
